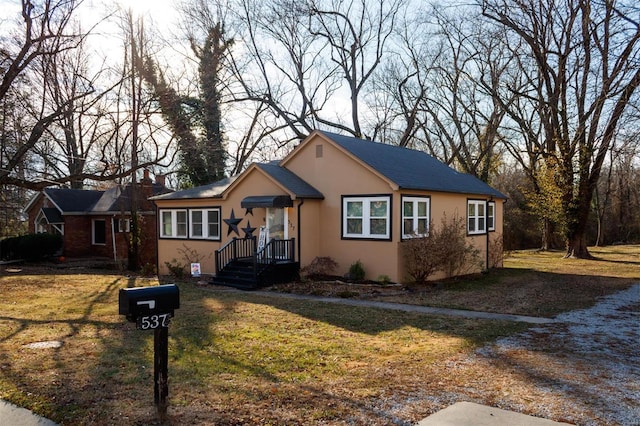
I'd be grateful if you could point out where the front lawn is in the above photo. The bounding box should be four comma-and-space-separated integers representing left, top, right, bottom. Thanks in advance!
0, 245, 637, 424
273, 245, 640, 317
0, 269, 523, 425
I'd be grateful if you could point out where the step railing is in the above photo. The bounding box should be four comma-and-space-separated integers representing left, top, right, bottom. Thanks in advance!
257, 238, 295, 264
215, 237, 296, 283
215, 237, 256, 275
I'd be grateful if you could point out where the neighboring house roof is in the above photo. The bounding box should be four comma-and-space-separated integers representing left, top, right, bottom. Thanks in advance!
41, 207, 63, 224
149, 176, 238, 201
93, 183, 173, 211
44, 188, 105, 213
255, 162, 324, 199
34, 182, 172, 215
318, 131, 507, 199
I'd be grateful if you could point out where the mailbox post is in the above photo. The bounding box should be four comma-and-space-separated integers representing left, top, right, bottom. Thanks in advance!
118, 284, 180, 420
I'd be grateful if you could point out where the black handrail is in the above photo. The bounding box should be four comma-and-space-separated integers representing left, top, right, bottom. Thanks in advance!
215, 237, 256, 275
215, 238, 296, 283
257, 238, 295, 263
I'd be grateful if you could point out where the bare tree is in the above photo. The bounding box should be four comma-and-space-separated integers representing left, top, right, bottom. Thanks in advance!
372, 7, 512, 182
229, 0, 408, 143
482, 0, 640, 258
0, 0, 86, 189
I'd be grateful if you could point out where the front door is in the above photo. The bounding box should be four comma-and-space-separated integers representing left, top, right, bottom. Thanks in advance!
266, 208, 288, 258
266, 208, 287, 241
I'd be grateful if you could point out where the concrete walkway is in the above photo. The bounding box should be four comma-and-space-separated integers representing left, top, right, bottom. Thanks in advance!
251, 290, 555, 324
0, 399, 57, 426
417, 401, 573, 425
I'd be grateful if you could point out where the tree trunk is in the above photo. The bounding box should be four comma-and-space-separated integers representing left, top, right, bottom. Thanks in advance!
541, 218, 552, 251
565, 231, 592, 259
564, 201, 593, 259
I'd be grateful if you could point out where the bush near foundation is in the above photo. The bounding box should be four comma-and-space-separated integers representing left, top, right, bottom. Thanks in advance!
0, 233, 63, 261
402, 214, 480, 283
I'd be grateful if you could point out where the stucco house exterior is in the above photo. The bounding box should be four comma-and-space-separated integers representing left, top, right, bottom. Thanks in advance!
25, 171, 171, 267
152, 131, 506, 287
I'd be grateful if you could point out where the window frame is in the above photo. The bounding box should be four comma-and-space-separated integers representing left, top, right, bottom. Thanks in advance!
115, 218, 131, 233
92, 219, 107, 245
401, 195, 431, 239
467, 199, 487, 235
487, 201, 496, 232
159, 209, 188, 239
189, 208, 221, 240
341, 195, 392, 240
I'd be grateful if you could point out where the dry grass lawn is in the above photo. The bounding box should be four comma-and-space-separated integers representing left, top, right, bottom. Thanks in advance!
0, 245, 638, 425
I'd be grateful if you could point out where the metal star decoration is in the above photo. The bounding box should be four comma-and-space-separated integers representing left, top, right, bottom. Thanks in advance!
242, 220, 257, 238
223, 209, 242, 236
244, 207, 254, 216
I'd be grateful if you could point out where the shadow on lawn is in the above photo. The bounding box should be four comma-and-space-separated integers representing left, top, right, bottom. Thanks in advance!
1, 267, 634, 425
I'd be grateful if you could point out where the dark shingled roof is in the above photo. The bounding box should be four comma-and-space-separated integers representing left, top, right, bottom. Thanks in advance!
41, 207, 63, 224
45, 183, 173, 213
149, 176, 237, 201
44, 188, 104, 212
256, 162, 324, 199
322, 131, 506, 198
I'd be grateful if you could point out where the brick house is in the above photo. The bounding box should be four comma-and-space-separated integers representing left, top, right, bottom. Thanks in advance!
24, 171, 171, 266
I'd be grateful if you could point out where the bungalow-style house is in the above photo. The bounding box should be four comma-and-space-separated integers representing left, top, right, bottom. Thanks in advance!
152, 131, 506, 288
24, 170, 171, 267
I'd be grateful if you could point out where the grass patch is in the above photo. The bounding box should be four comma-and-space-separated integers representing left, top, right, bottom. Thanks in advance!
0, 268, 524, 425
344, 245, 640, 317
0, 245, 637, 424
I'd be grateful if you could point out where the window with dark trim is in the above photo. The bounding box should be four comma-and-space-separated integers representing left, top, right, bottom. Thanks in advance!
160, 209, 188, 239
487, 201, 496, 232
467, 200, 486, 235
342, 196, 391, 239
189, 208, 221, 240
402, 196, 430, 238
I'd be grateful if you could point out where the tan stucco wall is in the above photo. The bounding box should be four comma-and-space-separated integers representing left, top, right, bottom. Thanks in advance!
284, 136, 401, 280
156, 133, 505, 282
156, 169, 296, 276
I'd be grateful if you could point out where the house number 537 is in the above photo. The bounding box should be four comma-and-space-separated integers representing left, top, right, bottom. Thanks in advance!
137, 313, 171, 330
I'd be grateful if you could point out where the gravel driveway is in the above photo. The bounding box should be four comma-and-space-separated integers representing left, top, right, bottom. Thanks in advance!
476, 283, 640, 425
368, 284, 640, 425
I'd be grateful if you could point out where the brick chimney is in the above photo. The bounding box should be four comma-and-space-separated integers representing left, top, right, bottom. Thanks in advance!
155, 174, 166, 187
141, 169, 153, 185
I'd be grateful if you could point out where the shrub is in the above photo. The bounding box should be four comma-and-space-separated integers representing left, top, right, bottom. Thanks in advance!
402, 214, 480, 283
164, 258, 186, 278
141, 262, 157, 277
0, 233, 62, 261
376, 274, 392, 285
301, 256, 339, 277
348, 260, 365, 281
488, 234, 504, 269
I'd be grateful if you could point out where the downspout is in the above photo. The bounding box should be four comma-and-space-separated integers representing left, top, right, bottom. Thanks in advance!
297, 199, 304, 263
112, 215, 117, 263
485, 198, 492, 271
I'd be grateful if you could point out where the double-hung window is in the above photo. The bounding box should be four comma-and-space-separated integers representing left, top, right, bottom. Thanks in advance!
402, 196, 430, 238
160, 209, 188, 238
343, 196, 391, 239
115, 218, 131, 233
189, 209, 221, 240
487, 201, 496, 232
467, 200, 487, 235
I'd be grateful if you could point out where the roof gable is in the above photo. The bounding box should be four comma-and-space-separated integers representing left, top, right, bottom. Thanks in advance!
314, 131, 506, 198
255, 163, 323, 199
